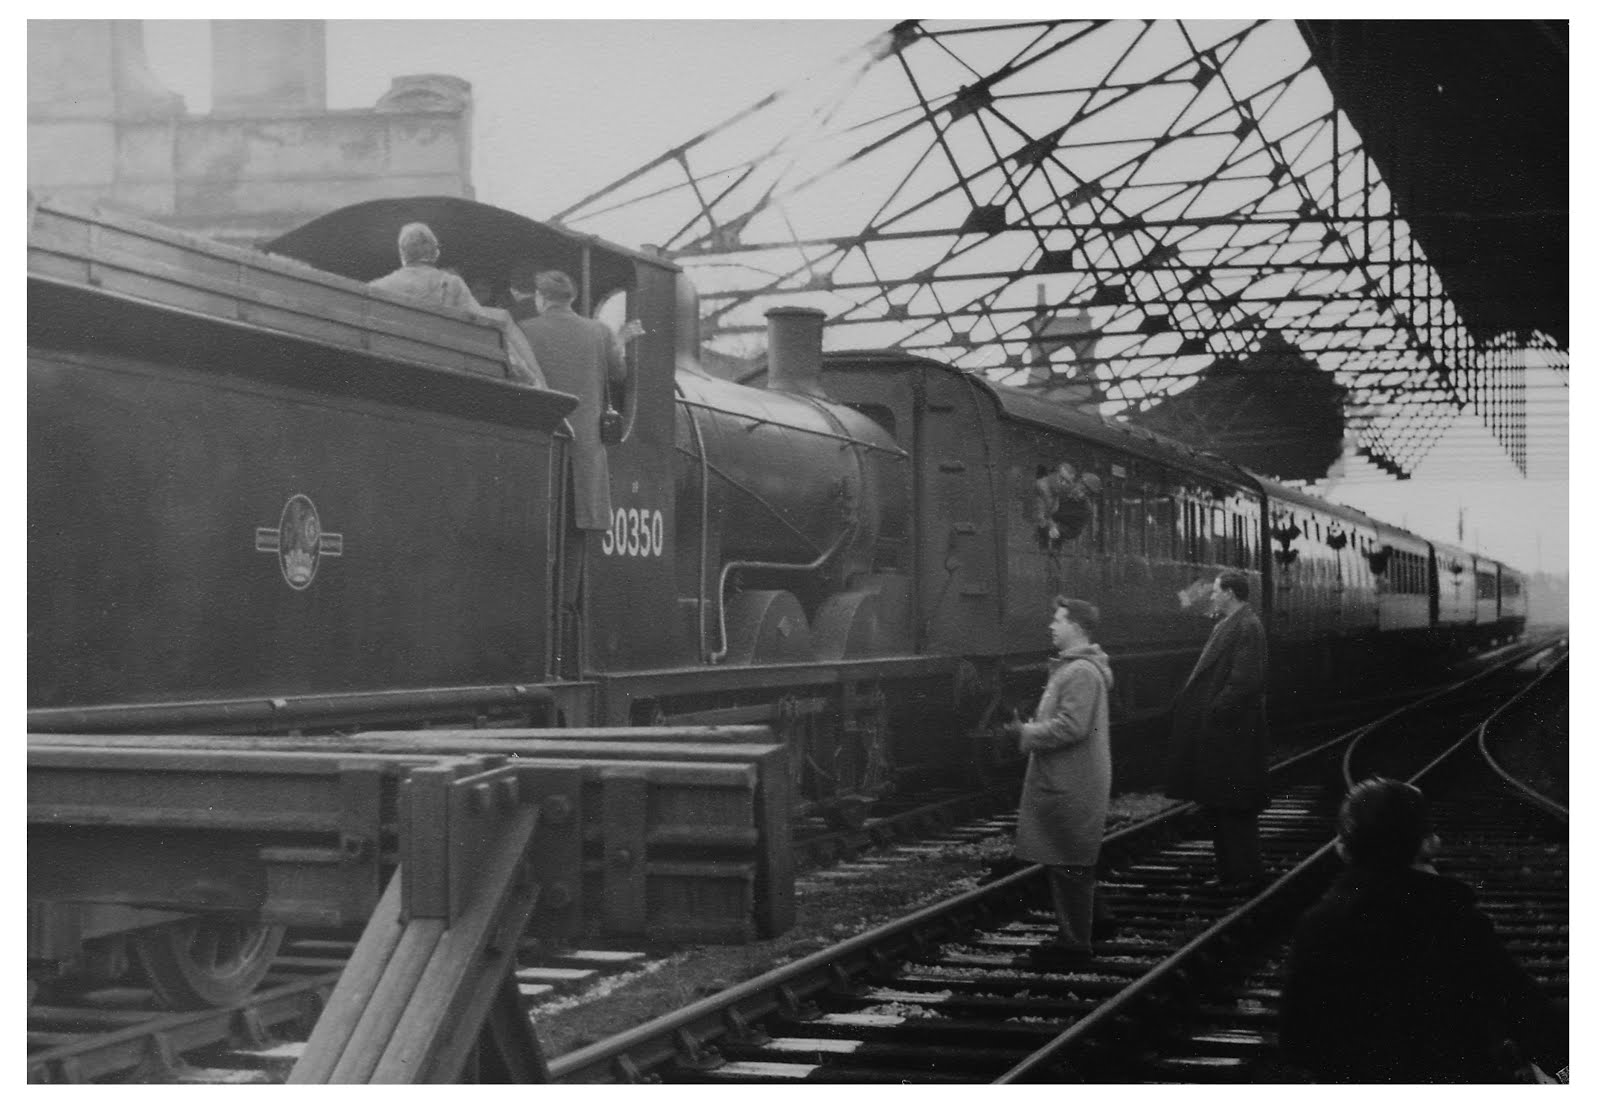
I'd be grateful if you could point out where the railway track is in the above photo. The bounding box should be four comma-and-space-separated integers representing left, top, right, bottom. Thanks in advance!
545, 635, 1565, 1083
25, 638, 1560, 1083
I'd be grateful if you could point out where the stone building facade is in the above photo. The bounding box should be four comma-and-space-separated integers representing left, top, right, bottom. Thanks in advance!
28, 20, 474, 246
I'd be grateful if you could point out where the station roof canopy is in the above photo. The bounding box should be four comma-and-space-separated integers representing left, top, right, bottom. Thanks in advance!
557, 20, 1568, 479
1297, 20, 1568, 349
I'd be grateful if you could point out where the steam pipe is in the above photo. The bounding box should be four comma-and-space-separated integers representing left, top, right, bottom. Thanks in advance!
707, 522, 860, 666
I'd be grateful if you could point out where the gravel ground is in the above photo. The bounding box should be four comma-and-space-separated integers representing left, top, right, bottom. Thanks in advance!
532, 788, 1178, 1060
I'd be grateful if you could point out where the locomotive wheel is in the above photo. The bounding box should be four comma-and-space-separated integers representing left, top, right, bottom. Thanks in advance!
133, 919, 286, 1009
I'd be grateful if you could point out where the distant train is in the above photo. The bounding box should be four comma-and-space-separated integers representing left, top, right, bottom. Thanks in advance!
28, 194, 1524, 1005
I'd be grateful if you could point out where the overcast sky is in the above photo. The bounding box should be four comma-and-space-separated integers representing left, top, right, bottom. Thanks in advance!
139, 19, 1568, 578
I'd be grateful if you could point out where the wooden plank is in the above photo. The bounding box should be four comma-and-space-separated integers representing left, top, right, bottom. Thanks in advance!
28, 740, 452, 770
371, 808, 541, 1082
29, 199, 513, 379
399, 767, 453, 921
288, 871, 407, 1083
324, 918, 445, 1083
362, 725, 776, 744
475, 978, 551, 1083
599, 774, 649, 934
749, 743, 796, 936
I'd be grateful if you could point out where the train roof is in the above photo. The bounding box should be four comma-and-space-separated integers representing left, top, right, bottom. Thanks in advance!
265, 195, 674, 293
815, 350, 1259, 490
1244, 473, 1382, 530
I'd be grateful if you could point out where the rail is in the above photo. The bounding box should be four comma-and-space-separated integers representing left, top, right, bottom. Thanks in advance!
1001, 635, 1564, 1081
542, 634, 1563, 1083
1477, 647, 1568, 821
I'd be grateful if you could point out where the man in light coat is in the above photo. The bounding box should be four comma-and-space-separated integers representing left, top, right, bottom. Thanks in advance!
1165, 568, 1271, 894
1006, 596, 1113, 958
369, 224, 544, 386
370, 222, 478, 310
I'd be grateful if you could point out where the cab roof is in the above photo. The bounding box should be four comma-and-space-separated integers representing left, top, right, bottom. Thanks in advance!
265, 195, 672, 295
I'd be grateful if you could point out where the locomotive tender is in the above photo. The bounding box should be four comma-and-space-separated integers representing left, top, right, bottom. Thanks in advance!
29, 194, 1527, 1005
31, 192, 1527, 800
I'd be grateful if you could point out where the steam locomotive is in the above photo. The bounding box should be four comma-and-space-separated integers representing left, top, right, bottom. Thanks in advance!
29, 193, 1527, 1007
30, 193, 1527, 807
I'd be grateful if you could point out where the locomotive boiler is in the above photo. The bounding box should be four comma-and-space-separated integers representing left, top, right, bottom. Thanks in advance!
672, 312, 912, 667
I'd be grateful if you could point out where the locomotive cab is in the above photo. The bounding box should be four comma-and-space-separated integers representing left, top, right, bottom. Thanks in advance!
268, 197, 688, 678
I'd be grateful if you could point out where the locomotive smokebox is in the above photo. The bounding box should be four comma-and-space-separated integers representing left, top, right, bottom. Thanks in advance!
766, 306, 829, 398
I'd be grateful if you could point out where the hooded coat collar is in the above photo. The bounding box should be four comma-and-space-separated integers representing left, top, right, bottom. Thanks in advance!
1051, 643, 1113, 689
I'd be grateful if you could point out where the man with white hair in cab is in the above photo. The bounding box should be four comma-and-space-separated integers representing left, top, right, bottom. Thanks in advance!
370, 222, 544, 387
369, 222, 479, 310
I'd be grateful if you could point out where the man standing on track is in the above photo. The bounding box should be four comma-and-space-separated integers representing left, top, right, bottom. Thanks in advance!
1166, 569, 1270, 894
1006, 596, 1114, 959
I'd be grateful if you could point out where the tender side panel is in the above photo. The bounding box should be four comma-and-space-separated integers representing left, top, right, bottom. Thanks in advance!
29, 349, 556, 706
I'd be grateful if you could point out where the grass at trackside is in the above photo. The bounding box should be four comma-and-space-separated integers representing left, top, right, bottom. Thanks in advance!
533, 788, 1178, 1060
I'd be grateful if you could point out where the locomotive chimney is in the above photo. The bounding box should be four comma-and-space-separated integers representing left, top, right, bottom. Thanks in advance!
766, 306, 829, 397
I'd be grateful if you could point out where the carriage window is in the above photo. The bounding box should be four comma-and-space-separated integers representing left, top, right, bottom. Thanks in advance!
1127, 495, 1146, 555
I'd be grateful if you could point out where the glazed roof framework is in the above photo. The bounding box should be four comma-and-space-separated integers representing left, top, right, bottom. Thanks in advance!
555, 19, 1568, 479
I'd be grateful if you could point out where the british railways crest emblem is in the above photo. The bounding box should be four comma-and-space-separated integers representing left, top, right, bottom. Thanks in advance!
255, 494, 344, 590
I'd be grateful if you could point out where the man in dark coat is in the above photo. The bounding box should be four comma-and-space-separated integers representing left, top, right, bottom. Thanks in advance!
516, 270, 642, 661
1280, 778, 1567, 1083
517, 269, 631, 535
1165, 568, 1269, 892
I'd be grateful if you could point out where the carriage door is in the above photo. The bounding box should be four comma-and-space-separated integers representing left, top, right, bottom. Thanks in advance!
915, 372, 999, 654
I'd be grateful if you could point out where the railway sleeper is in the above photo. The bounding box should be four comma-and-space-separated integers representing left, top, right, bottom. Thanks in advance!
665, 1058, 979, 1085
713, 1033, 1026, 1074
781, 1011, 1060, 1047
832, 988, 1093, 1022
